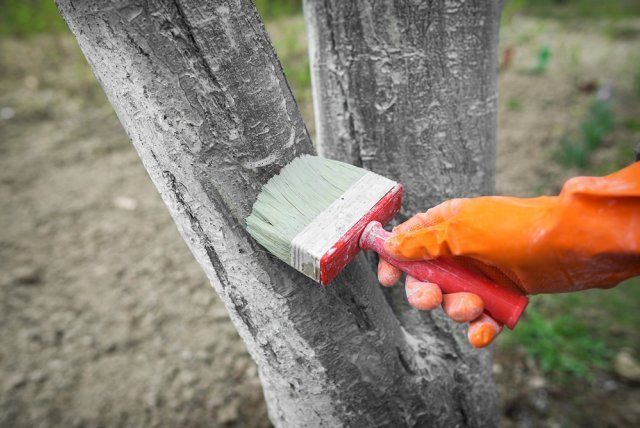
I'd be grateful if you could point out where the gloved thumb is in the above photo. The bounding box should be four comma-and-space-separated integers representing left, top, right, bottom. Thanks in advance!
384, 225, 453, 261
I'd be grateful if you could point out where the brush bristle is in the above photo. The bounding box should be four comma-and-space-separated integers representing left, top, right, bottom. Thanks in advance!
246, 155, 368, 263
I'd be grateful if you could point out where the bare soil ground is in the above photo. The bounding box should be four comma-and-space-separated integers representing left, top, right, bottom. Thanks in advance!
496, 17, 640, 197
1, 16, 639, 427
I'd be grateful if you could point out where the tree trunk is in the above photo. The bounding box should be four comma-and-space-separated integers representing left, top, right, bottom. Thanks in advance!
305, 0, 500, 211
304, 0, 502, 423
57, 0, 498, 426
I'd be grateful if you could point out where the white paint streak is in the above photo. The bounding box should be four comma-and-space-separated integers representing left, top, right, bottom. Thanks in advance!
284, 127, 296, 148
242, 152, 279, 169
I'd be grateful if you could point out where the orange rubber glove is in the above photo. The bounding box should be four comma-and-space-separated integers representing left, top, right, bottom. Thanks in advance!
378, 162, 640, 348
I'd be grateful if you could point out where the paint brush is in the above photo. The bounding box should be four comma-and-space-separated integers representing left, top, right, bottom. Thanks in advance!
246, 155, 528, 329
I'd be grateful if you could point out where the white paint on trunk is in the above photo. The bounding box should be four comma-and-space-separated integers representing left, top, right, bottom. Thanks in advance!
303, 0, 503, 425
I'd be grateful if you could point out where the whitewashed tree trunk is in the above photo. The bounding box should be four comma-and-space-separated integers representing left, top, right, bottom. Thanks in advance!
56, 0, 498, 426
305, 0, 500, 211
304, 0, 502, 423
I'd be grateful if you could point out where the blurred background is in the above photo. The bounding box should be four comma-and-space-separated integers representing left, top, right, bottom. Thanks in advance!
1, 0, 639, 426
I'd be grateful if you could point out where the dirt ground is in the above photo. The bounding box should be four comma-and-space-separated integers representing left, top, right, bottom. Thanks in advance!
1, 16, 639, 427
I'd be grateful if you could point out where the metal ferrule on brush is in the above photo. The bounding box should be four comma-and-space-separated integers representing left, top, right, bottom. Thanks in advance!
290, 172, 399, 283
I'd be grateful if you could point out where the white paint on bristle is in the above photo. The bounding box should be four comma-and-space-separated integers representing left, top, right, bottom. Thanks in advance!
246, 155, 396, 282
290, 172, 396, 280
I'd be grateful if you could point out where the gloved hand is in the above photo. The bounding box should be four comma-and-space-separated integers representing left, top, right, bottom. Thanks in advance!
378, 162, 640, 348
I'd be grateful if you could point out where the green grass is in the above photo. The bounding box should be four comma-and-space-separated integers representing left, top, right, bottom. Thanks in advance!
503, 0, 640, 23
281, 34, 311, 96
555, 98, 614, 168
531, 46, 552, 74
0, 0, 67, 37
505, 308, 611, 378
267, 17, 312, 104
501, 277, 640, 380
624, 118, 640, 131
507, 97, 523, 112
0, 0, 302, 38
4, 0, 640, 39
254, 0, 302, 20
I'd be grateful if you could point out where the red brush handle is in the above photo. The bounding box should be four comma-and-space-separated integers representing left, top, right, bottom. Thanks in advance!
360, 222, 528, 329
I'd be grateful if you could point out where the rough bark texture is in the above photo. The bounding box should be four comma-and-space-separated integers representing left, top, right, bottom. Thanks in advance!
305, 0, 502, 425
57, 0, 497, 426
305, 0, 500, 213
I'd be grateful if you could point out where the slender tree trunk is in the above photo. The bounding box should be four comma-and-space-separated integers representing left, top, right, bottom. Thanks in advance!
57, 0, 498, 426
304, 0, 502, 423
305, 0, 500, 210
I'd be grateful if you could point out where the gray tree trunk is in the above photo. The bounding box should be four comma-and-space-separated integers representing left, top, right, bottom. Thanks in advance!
304, 0, 502, 423
56, 0, 498, 426
305, 0, 500, 211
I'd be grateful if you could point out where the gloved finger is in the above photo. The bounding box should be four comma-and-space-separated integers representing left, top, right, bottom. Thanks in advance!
393, 213, 431, 234
386, 199, 470, 261
462, 258, 524, 294
393, 199, 465, 234
405, 275, 442, 310
384, 226, 446, 261
442, 292, 484, 323
467, 314, 503, 348
377, 259, 402, 287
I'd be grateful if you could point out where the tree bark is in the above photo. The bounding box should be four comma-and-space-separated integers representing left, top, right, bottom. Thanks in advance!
305, 0, 499, 211
57, 0, 497, 426
305, 0, 502, 423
